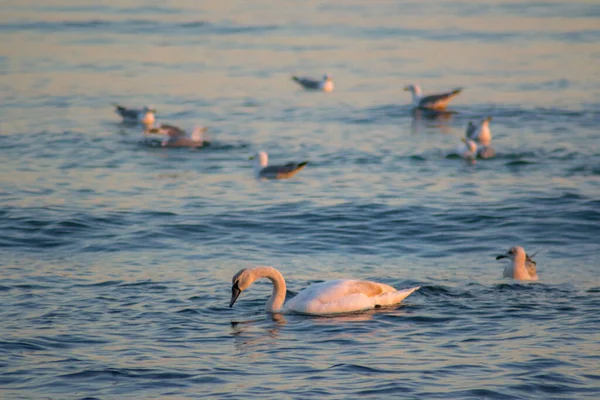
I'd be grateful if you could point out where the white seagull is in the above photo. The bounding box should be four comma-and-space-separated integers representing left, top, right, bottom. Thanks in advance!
466, 116, 492, 146
496, 246, 539, 281
291, 74, 334, 92
404, 84, 462, 110
145, 124, 208, 148
229, 266, 420, 315
250, 151, 308, 179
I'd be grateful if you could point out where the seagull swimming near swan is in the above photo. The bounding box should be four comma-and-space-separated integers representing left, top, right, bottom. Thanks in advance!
229, 266, 420, 315
291, 74, 334, 92
404, 84, 462, 110
113, 104, 156, 125
250, 151, 308, 179
496, 246, 539, 280
466, 116, 492, 146
145, 124, 209, 148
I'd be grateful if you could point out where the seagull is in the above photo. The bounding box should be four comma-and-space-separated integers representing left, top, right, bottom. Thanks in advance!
403, 84, 462, 110
496, 246, 539, 280
144, 124, 209, 148
466, 117, 492, 146
113, 104, 156, 125
291, 74, 334, 92
250, 151, 308, 179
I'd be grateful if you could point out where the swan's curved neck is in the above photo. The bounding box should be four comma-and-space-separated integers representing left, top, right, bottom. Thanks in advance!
252, 266, 287, 312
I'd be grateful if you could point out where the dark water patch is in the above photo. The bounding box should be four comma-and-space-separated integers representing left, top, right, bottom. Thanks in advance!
0, 19, 279, 37
71, 280, 123, 288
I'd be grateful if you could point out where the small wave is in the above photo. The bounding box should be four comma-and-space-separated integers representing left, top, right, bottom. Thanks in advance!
327, 363, 391, 374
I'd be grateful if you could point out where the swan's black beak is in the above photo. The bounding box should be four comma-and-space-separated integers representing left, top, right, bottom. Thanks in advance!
496, 254, 507, 260
230, 282, 242, 308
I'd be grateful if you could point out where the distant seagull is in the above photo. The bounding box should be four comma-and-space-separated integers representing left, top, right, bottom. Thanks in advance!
113, 104, 156, 125
466, 116, 492, 146
145, 124, 209, 148
250, 151, 308, 179
496, 246, 539, 280
404, 84, 462, 110
291, 74, 334, 92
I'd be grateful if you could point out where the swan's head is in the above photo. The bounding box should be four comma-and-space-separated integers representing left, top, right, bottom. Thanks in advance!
403, 84, 422, 96
230, 268, 253, 308
249, 151, 269, 169
496, 246, 526, 262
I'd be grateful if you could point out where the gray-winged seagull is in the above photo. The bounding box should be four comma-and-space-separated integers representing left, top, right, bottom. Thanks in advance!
291, 74, 334, 92
404, 84, 462, 110
113, 104, 156, 125
250, 151, 308, 179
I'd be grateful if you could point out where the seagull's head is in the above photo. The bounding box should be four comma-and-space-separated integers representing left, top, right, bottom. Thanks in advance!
403, 84, 421, 96
249, 151, 268, 168
142, 106, 157, 114
496, 246, 526, 262
323, 74, 332, 82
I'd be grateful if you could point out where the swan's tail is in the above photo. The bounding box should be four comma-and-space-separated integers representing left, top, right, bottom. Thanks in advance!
376, 286, 420, 307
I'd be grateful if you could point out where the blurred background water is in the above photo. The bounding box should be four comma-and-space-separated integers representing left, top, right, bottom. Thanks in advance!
1, 0, 599, 399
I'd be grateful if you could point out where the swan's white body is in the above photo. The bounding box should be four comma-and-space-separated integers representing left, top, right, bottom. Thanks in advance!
497, 246, 538, 281
230, 266, 420, 315
466, 117, 492, 146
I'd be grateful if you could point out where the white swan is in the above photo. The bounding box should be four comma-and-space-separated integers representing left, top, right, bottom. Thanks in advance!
229, 266, 420, 315
496, 246, 539, 281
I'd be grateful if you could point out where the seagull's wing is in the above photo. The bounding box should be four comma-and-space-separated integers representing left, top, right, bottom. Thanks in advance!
260, 161, 308, 179
113, 104, 139, 119
465, 122, 477, 139
418, 88, 463, 110
292, 76, 320, 89
159, 124, 187, 137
